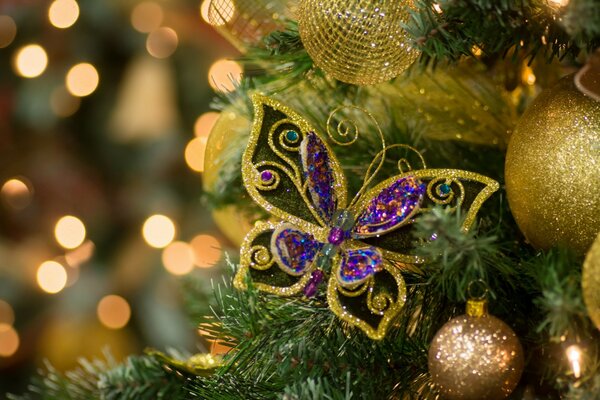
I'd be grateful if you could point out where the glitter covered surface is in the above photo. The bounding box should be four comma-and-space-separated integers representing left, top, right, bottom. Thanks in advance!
505, 75, 600, 255
301, 131, 337, 222
337, 247, 382, 285
271, 224, 321, 276
583, 233, 600, 331
297, 0, 419, 85
354, 176, 425, 236
428, 314, 524, 400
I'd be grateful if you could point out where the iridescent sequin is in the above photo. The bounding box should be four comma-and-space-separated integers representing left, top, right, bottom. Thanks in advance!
272, 226, 321, 275
354, 176, 425, 236
301, 132, 336, 222
337, 247, 382, 285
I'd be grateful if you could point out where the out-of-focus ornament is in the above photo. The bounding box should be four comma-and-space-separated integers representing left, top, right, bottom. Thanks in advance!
575, 49, 600, 102
583, 233, 600, 331
148, 349, 222, 376
297, 0, 419, 86
505, 75, 600, 255
205, 0, 292, 52
428, 297, 524, 400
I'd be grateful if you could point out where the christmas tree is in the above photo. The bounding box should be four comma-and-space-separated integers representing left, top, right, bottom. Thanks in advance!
7, 0, 600, 399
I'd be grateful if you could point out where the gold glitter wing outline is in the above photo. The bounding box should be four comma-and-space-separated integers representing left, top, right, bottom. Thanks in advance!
350, 168, 500, 264
327, 257, 407, 340
242, 94, 348, 237
234, 220, 315, 296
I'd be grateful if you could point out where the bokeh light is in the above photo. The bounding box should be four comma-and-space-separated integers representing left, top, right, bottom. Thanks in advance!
0, 15, 17, 48
97, 295, 131, 329
131, 1, 164, 33
194, 112, 219, 138
54, 215, 86, 249
37, 261, 68, 294
191, 234, 222, 268
0, 300, 15, 326
13, 44, 48, 78
200, 0, 236, 26
48, 0, 80, 29
146, 27, 178, 59
65, 240, 95, 267
0, 324, 19, 357
50, 86, 81, 117
208, 59, 242, 92
161, 241, 195, 275
142, 214, 176, 248
66, 63, 100, 97
1, 178, 33, 210
184, 137, 208, 172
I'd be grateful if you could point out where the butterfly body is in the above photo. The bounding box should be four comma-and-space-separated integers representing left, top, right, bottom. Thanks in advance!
235, 95, 499, 340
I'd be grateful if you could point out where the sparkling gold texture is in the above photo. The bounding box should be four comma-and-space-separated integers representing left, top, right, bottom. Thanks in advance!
428, 313, 524, 400
298, 0, 419, 86
505, 75, 600, 255
583, 233, 600, 331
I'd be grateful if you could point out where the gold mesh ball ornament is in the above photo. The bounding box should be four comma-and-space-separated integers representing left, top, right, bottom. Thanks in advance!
428, 298, 524, 400
505, 74, 600, 255
297, 0, 420, 86
207, 0, 293, 51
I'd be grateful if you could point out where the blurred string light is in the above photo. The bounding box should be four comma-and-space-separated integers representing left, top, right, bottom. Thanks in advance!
0, 300, 15, 325
548, 0, 569, 6
0, 324, 19, 358
37, 260, 68, 294
50, 86, 81, 117
146, 27, 178, 59
1, 177, 33, 210
194, 112, 219, 137
0, 15, 17, 48
54, 215, 86, 249
142, 214, 176, 248
65, 240, 95, 267
199, 0, 236, 26
522, 65, 536, 86
184, 137, 208, 172
97, 295, 131, 329
161, 241, 195, 275
13, 44, 48, 78
131, 1, 163, 33
208, 59, 242, 92
66, 63, 99, 97
191, 234, 222, 268
48, 0, 79, 29
566, 344, 583, 379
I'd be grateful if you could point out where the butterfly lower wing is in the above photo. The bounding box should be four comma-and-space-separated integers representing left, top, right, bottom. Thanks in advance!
235, 221, 317, 296
328, 255, 407, 340
352, 169, 499, 264
242, 94, 347, 233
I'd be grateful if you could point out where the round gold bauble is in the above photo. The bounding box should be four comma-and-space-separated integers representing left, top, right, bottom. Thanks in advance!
583, 233, 600, 331
505, 75, 600, 255
428, 313, 524, 400
297, 0, 420, 86
203, 108, 254, 246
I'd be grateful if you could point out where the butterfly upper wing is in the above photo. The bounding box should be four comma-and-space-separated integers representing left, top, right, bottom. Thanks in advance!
242, 94, 347, 235
351, 169, 499, 264
235, 221, 318, 296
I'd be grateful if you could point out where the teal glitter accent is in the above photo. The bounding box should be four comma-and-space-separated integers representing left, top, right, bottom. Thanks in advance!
439, 183, 451, 195
286, 130, 299, 142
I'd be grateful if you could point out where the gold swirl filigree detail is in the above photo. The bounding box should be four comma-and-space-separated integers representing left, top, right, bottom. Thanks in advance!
426, 178, 464, 208
367, 286, 393, 316
336, 278, 371, 297
253, 162, 282, 191
248, 244, 274, 271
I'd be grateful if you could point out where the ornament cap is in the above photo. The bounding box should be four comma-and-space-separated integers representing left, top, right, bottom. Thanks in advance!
466, 299, 488, 317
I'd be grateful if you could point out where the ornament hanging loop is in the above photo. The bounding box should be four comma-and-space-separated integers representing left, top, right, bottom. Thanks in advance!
466, 279, 489, 317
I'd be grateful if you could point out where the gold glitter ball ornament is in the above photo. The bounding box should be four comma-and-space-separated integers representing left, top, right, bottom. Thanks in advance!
505, 75, 600, 255
583, 233, 600, 331
297, 0, 420, 86
428, 300, 524, 400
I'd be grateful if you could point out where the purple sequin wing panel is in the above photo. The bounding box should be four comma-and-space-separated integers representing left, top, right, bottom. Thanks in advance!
353, 176, 425, 237
300, 131, 338, 224
336, 247, 383, 286
270, 223, 322, 276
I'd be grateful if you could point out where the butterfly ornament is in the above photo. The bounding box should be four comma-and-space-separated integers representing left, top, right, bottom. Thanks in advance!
234, 95, 499, 340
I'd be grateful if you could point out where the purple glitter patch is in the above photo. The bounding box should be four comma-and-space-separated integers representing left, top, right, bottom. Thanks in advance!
337, 247, 382, 285
354, 176, 425, 236
303, 269, 325, 297
260, 170, 273, 182
300, 132, 336, 223
272, 226, 320, 276
327, 227, 345, 245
